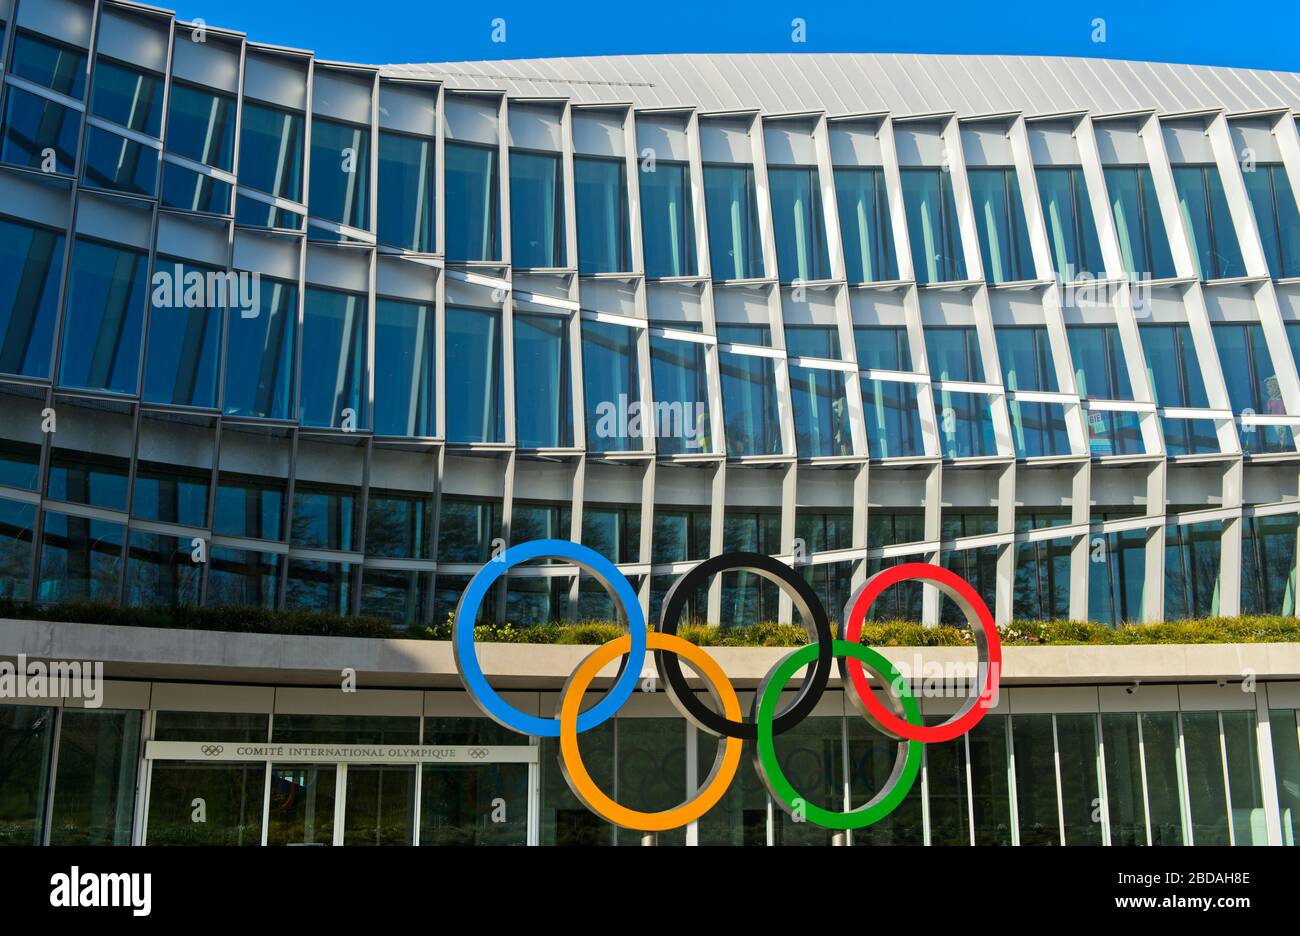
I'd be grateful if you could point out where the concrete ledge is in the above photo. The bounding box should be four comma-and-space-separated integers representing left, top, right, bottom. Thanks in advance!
2, 618, 1300, 688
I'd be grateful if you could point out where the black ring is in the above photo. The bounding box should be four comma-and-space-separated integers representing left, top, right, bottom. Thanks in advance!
655, 551, 834, 740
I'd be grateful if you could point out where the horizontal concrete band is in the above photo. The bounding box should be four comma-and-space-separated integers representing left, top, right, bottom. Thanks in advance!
1, 618, 1299, 689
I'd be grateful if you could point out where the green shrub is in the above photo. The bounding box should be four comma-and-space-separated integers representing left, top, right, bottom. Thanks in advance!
3, 597, 1299, 646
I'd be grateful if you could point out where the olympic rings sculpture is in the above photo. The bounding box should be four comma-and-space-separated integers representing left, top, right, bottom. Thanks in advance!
453, 539, 1001, 833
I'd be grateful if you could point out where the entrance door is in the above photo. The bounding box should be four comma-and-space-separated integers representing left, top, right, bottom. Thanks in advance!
266, 763, 337, 846
341, 764, 416, 845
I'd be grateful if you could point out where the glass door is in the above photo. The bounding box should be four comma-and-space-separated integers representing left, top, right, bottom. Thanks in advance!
342, 764, 417, 845
266, 763, 337, 846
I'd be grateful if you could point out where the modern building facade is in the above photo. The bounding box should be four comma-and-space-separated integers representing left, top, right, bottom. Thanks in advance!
0, 0, 1299, 847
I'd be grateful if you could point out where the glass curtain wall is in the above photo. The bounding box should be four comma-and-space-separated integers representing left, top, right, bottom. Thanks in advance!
967, 168, 1034, 283
703, 164, 764, 280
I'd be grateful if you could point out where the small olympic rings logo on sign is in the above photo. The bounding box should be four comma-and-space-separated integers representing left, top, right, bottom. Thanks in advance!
200, 745, 224, 756
453, 539, 1001, 832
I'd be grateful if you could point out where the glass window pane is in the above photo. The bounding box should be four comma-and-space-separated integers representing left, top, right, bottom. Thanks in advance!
861, 378, 923, 458
285, 559, 352, 614
360, 569, 428, 630
968, 168, 1034, 283
12, 32, 87, 97
266, 764, 336, 845
514, 312, 573, 448
721, 351, 782, 456
1182, 711, 1230, 845
1012, 714, 1060, 845
969, 715, 1013, 844
1012, 536, 1071, 619
934, 389, 997, 458
237, 102, 304, 202
650, 334, 711, 455
1221, 710, 1265, 845
0, 497, 36, 600
309, 118, 369, 230
58, 239, 148, 394
1105, 166, 1176, 280
145, 761, 264, 844
854, 326, 911, 372
37, 512, 123, 603
0, 704, 54, 845
445, 307, 504, 444
291, 483, 358, 551
0, 217, 64, 379
1268, 708, 1300, 847
420, 761, 529, 845
126, 531, 200, 607
374, 297, 435, 437
768, 166, 830, 282
1174, 165, 1245, 280
1102, 713, 1148, 845
835, 167, 897, 283
1067, 324, 1133, 400
142, 260, 223, 408
925, 326, 984, 382
89, 59, 163, 136
1009, 400, 1071, 458
1035, 167, 1101, 279
206, 547, 279, 609
509, 149, 563, 269
165, 82, 236, 170
1241, 514, 1298, 616
703, 164, 764, 281
575, 156, 631, 274
582, 320, 640, 453
901, 168, 966, 284
82, 125, 159, 197
222, 277, 296, 419
300, 288, 366, 429
47, 709, 141, 845
1256, 165, 1300, 279
444, 142, 499, 262
47, 449, 128, 510
784, 325, 840, 359
639, 160, 696, 278
789, 365, 850, 457
214, 473, 283, 540
132, 461, 208, 527
234, 196, 305, 231
848, 714, 923, 845
1141, 711, 1185, 845
1055, 713, 1103, 844
160, 163, 232, 214
378, 132, 435, 253
1141, 323, 1209, 409
366, 490, 431, 559
1, 88, 79, 173
996, 326, 1057, 392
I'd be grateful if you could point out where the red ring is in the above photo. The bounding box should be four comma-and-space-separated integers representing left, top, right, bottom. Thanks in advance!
843, 562, 1001, 743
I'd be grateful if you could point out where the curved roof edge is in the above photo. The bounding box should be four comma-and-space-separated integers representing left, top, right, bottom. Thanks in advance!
380, 52, 1300, 118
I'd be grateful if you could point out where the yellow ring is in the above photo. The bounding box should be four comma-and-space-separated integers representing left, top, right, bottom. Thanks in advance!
557, 632, 743, 832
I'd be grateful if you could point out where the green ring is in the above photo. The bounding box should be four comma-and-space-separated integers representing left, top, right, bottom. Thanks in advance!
755, 640, 922, 831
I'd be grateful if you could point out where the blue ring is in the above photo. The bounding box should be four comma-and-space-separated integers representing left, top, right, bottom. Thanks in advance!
452, 539, 647, 737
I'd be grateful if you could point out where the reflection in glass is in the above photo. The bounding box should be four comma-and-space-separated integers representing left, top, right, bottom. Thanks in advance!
720, 351, 782, 456
445, 307, 503, 444
1035, 166, 1102, 279
38, 513, 123, 603
0, 89, 79, 173
89, 59, 163, 136
582, 320, 639, 453
1173, 165, 1245, 281
206, 547, 279, 609
309, 118, 370, 230
639, 160, 696, 278
703, 164, 764, 280
378, 132, 435, 252
650, 334, 710, 455
374, 298, 435, 437
238, 101, 304, 202
343, 765, 416, 845
901, 168, 966, 284
82, 125, 159, 196
0, 705, 54, 845
768, 166, 830, 282
1244, 164, 1300, 280
835, 167, 897, 283
445, 143, 499, 262
0, 217, 64, 379
421, 763, 529, 845
165, 82, 236, 169
48, 709, 141, 845
146, 763, 263, 845
1105, 165, 1176, 279
861, 379, 923, 458
509, 150, 564, 268
514, 313, 573, 448
1012, 714, 1059, 845
58, 239, 148, 394
223, 277, 296, 420
267, 764, 336, 845
789, 365, 850, 457
575, 156, 631, 274
143, 260, 222, 408
300, 288, 366, 429
967, 167, 1034, 283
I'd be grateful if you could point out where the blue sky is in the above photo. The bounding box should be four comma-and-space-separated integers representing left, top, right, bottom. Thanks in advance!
170, 0, 1298, 72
